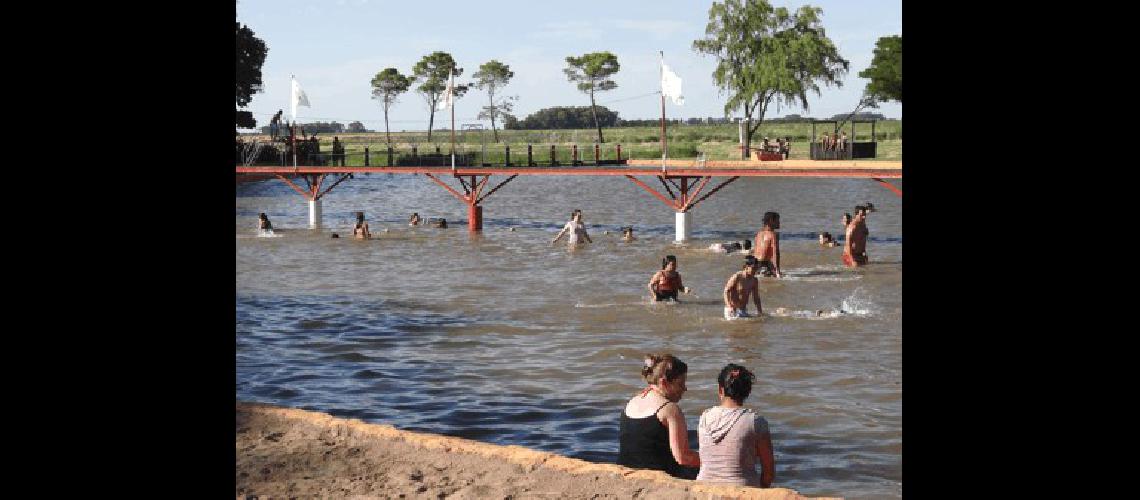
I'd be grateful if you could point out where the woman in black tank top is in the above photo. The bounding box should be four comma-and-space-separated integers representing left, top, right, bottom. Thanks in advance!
617, 353, 700, 478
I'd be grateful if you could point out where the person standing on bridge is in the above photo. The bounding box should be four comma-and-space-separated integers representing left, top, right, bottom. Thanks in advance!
269, 110, 283, 141
752, 212, 783, 278
352, 211, 372, 240
843, 206, 869, 267
332, 136, 345, 166
551, 209, 593, 246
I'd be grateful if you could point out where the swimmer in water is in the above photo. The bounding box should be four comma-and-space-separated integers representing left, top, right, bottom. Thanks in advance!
752, 212, 782, 278
551, 209, 593, 245
771, 307, 849, 318
409, 212, 421, 226
709, 239, 752, 254
353, 212, 372, 240
843, 206, 869, 267
257, 213, 273, 234
723, 257, 763, 319
622, 226, 636, 242
818, 232, 838, 248
330, 233, 340, 238
648, 255, 690, 302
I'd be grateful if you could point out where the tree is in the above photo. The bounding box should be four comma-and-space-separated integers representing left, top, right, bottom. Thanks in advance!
236, 22, 268, 128
859, 35, 901, 104
371, 67, 411, 144
837, 36, 900, 131
692, 0, 848, 158
472, 60, 516, 143
563, 52, 620, 143
411, 52, 469, 141
348, 121, 367, 133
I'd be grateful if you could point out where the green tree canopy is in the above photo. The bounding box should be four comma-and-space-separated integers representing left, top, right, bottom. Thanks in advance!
236, 22, 268, 128
473, 60, 516, 143
859, 35, 901, 103
692, 0, 848, 158
371, 67, 412, 144
412, 51, 469, 141
563, 52, 620, 143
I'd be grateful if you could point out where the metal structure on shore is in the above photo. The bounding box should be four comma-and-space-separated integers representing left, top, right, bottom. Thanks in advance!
236, 157, 901, 240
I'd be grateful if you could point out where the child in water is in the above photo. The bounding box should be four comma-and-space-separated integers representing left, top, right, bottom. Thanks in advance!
818, 232, 838, 247
622, 226, 636, 241
648, 255, 691, 302
257, 213, 274, 235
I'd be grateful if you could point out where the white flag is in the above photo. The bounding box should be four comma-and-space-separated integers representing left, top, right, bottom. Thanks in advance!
291, 77, 311, 121
436, 73, 454, 111
661, 61, 684, 106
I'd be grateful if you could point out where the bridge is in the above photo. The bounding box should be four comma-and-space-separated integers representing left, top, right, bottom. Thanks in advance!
236, 158, 901, 240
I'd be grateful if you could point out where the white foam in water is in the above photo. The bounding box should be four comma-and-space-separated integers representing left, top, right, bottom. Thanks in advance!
766, 288, 876, 320
257, 230, 281, 238
780, 264, 863, 282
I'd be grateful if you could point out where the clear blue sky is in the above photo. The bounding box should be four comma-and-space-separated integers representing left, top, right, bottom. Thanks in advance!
237, 0, 900, 131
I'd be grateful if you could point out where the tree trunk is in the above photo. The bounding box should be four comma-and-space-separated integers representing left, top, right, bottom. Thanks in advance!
589, 90, 604, 144
742, 114, 752, 160
427, 104, 435, 142
384, 106, 391, 145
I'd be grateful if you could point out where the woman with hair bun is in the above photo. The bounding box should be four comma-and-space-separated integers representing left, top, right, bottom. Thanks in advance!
696, 364, 775, 487
618, 353, 701, 478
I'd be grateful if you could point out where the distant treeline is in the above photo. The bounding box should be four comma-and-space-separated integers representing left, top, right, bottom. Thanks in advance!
260, 120, 368, 135
504, 106, 619, 130
501, 106, 894, 131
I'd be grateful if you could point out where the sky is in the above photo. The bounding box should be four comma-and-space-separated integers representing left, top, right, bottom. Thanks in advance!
236, 0, 900, 132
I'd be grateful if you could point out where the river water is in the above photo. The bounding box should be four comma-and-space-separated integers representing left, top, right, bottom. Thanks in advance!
236, 172, 901, 499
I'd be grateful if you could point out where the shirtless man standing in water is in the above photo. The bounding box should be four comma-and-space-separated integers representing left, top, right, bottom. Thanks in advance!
752, 212, 783, 278
723, 257, 763, 319
843, 206, 869, 266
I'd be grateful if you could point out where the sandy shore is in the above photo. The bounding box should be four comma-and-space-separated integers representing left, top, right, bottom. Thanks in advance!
237, 402, 840, 499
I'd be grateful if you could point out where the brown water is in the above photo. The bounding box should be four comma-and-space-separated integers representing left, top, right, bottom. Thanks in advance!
236, 173, 901, 499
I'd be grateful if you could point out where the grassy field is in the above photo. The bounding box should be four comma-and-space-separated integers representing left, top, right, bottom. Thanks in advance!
241, 121, 901, 166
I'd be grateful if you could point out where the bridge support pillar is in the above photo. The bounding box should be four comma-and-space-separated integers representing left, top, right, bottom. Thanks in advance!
675, 211, 690, 242
309, 199, 322, 228
468, 204, 483, 233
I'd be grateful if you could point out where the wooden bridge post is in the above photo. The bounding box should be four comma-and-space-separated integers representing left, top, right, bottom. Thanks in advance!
505, 145, 511, 167
527, 145, 533, 166
364, 147, 370, 167
616, 144, 622, 161
572, 144, 579, 165
387, 147, 393, 166
594, 143, 600, 164
550, 145, 556, 166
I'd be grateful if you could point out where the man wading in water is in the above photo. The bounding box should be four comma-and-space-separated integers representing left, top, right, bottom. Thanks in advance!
843, 205, 869, 267
752, 212, 783, 278
723, 257, 763, 320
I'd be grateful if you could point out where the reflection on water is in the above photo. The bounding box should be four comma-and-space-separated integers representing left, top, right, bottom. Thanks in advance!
237, 174, 901, 499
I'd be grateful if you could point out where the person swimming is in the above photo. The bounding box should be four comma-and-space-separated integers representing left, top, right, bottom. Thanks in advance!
409, 212, 422, 226
427, 217, 448, 228
622, 226, 636, 242
709, 240, 752, 254
352, 212, 372, 239
648, 255, 690, 302
818, 232, 838, 247
723, 257, 763, 319
257, 213, 274, 234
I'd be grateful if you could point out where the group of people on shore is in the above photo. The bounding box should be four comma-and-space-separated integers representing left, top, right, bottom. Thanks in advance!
758, 137, 791, 159
619, 354, 774, 487
818, 131, 849, 152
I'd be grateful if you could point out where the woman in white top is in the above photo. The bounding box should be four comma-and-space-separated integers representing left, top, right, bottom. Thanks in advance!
551, 209, 593, 245
696, 364, 775, 488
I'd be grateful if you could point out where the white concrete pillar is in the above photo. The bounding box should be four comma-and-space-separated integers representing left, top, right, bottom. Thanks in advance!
309, 198, 322, 228
675, 211, 690, 242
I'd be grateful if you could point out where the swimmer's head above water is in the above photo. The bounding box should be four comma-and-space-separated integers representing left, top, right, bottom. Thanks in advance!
661, 254, 677, 271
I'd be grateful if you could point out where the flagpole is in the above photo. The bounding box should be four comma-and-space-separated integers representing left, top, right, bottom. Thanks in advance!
291, 75, 297, 169
660, 51, 667, 173
450, 72, 456, 173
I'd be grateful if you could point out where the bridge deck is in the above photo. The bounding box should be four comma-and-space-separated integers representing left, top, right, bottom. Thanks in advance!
236, 159, 901, 179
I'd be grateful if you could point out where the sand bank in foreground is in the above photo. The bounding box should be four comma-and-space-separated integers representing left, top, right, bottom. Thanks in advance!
237, 402, 840, 499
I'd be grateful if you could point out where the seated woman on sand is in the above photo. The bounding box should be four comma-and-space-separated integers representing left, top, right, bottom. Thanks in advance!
709, 239, 752, 254
696, 364, 775, 488
648, 255, 690, 302
618, 354, 701, 479
257, 213, 274, 235
352, 212, 371, 239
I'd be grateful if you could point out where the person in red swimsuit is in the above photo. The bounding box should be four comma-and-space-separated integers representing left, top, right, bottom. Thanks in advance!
648, 255, 690, 302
